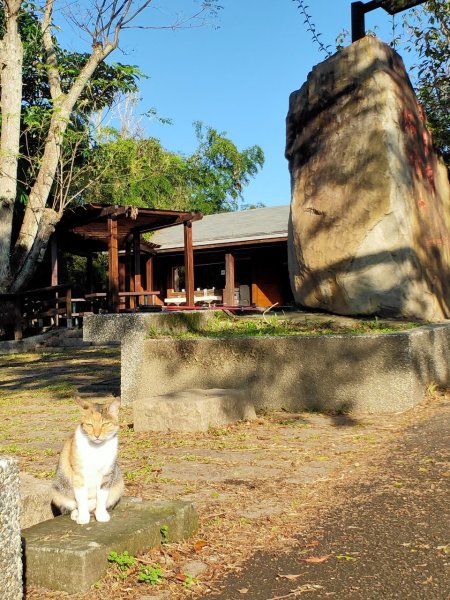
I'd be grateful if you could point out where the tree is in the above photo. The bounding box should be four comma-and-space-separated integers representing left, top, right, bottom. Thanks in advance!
403, 0, 450, 165
0, 0, 220, 292
81, 122, 264, 215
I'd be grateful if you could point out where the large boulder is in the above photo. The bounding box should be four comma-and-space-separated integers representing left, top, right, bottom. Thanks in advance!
286, 36, 450, 321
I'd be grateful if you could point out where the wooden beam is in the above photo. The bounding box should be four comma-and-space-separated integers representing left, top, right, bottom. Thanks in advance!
223, 253, 235, 305
108, 215, 120, 313
184, 221, 195, 306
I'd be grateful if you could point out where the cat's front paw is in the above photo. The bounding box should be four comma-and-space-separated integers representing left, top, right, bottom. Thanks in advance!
76, 511, 90, 525
95, 509, 110, 523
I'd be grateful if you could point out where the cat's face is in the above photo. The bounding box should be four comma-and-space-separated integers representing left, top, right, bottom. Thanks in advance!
77, 398, 120, 444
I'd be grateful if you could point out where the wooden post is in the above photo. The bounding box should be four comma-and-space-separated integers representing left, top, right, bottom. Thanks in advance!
133, 232, 142, 306
108, 215, 120, 313
66, 286, 73, 329
50, 236, 59, 326
50, 235, 58, 287
124, 240, 133, 309
13, 296, 23, 341
86, 255, 93, 294
145, 255, 154, 304
184, 221, 194, 307
224, 253, 235, 306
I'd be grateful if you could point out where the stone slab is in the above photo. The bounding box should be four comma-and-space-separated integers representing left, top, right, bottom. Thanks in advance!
133, 388, 256, 432
0, 457, 22, 600
20, 472, 53, 529
22, 498, 198, 594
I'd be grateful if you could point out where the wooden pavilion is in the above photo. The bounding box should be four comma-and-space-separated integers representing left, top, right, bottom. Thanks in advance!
52, 204, 202, 312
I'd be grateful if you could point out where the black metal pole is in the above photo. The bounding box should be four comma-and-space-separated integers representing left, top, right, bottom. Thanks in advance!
351, 1, 366, 42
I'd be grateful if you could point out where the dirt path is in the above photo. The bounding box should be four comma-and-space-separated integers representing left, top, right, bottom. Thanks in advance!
0, 348, 448, 599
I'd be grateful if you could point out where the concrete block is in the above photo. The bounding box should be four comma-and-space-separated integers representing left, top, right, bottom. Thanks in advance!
22, 498, 198, 594
20, 473, 53, 529
0, 457, 23, 600
131, 323, 450, 413
133, 388, 256, 432
84, 312, 219, 405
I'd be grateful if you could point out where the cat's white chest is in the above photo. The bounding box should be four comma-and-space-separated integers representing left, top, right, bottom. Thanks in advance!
75, 427, 117, 487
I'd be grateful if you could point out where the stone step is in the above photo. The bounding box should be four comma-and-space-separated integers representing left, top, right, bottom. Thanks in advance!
134, 388, 256, 432
22, 498, 198, 594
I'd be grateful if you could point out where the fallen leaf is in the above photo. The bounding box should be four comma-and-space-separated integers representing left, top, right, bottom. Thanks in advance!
305, 540, 320, 547
238, 588, 249, 594
193, 539, 208, 552
278, 573, 302, 580
336, 554, 357, 561
303, 555, 331, 564
175, 572, 187, 582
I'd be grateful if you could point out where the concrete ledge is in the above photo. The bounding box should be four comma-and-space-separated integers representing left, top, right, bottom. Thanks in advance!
22, 498, 198, 594
134, 388, 256, 432
83, 315, 450, 413
133, 323, 450, 413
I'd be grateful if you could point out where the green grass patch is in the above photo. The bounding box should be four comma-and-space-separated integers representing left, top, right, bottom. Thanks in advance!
146, 313, 421, 339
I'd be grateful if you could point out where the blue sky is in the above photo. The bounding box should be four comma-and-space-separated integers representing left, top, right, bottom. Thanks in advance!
62, 0, 420, 208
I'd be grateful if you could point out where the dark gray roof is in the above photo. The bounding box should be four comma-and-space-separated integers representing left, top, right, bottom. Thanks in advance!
151, 205, 290, 250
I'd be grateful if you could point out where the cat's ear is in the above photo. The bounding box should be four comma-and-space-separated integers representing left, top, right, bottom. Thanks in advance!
106, 398, 121, 419
75, 396, 91, 411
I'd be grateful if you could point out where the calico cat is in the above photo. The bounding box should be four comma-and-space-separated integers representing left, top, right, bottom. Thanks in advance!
52, 397, 124, 525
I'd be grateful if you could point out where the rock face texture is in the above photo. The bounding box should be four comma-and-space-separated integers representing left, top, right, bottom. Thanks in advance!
286, 36, 450, 321
0, 457, 22, 600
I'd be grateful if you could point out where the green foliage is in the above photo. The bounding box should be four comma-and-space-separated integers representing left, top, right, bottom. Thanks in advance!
403, 0, 450, 164
160, 524, 169, 543
107, 550, 136, 571
137, 564, 164, 584
187, 121, 265, 213
0, 5, 143, 211
82, 123, 264, 214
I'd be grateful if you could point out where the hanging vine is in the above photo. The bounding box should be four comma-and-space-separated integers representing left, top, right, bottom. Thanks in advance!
293, 0, 332, 57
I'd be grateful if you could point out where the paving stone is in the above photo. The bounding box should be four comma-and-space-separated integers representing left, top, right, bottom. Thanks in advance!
22, 498, 198, 594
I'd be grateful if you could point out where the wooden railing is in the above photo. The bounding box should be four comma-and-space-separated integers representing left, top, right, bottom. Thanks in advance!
0, 284, 72, 341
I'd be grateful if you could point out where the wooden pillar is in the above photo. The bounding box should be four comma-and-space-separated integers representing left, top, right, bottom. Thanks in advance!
50, 235, 58, 287
184, 221, 194, 306
223, 252, 235, 306
145, 255, 154, 304
124, 240, 133, 309
86, 255, 93, 294
50, 236, 59, 325
108, 215, 120, 313
133, 233, 142, 306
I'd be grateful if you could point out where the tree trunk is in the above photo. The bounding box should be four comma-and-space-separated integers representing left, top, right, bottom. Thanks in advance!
11, 43, 116, 291
0, 0, 23, 291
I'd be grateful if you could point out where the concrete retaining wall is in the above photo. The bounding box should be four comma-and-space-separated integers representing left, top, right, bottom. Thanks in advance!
0, 457, 23, 600
84, 315, 450, 413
